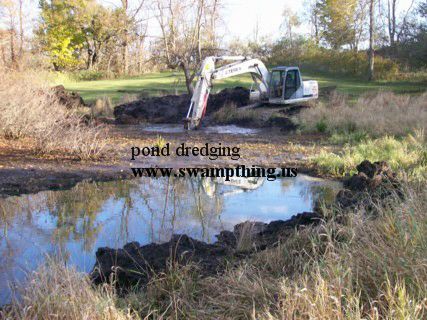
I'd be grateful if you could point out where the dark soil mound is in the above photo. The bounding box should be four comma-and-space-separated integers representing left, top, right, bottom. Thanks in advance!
114, 87, 250, 124
91, 211, 320, 287
336, 160, 400, 209
52, 85, 87, 109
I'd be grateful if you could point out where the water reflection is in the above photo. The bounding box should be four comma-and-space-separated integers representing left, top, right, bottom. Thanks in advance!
0, 174, 341, 304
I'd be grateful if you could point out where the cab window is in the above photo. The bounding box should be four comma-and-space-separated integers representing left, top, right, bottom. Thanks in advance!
270, 70, 284, 98
284, 70, 300, 99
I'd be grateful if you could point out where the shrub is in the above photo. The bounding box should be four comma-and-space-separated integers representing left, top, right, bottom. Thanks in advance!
297, 91, 427, 138
269, 39, 401, 80
0, 71, 107, 159
72, 70, 111, 81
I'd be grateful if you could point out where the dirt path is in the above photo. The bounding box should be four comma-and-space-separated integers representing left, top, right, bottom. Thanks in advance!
0, 125, 335, 197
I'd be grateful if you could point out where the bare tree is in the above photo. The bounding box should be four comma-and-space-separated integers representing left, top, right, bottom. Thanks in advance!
386, 0, 416, 46
368, 0, 375, 80
0, 0, 25, 69
120, 0, 146, 75
303, 0, 320, 45
387, 0, 397, 46
153, 0, 221, 94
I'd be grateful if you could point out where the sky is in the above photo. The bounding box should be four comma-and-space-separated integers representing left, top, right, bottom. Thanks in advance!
221, 0, 306, 41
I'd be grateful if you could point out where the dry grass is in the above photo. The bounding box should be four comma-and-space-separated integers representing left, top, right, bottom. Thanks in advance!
4, 183, 426, 319
0, 71, 107, 159
211, 102, 260, 126
297, 91, 427, 137
2, 258, 137, 320
91, 97, 115, 118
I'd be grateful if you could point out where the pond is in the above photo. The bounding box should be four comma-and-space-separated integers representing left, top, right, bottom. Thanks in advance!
141, 124, 261, 135
0, 174, 341, 305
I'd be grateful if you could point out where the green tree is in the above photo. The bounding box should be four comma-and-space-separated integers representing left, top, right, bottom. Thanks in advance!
316, 0, 363, 50
36, 0, 126, 71
36, 0, 86, 70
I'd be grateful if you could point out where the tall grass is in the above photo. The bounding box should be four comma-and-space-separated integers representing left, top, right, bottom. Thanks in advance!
211, 102, 259, 126
3, 184, 426, 319
0, 71, 107, 159
314, 132, 427, 179
297, 91, 427, 138
3, 258, 136, 320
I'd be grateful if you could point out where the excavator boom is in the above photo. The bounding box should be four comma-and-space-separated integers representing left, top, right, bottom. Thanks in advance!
184, 56, 270, 130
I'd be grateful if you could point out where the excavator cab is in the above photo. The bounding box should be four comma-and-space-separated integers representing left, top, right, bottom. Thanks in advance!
268, 67, 305, 104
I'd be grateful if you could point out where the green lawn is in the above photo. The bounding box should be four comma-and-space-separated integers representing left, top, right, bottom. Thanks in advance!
62, 70, 426, 104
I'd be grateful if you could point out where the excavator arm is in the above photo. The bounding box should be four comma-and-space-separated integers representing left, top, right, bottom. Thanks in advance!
184, 56, 270, 130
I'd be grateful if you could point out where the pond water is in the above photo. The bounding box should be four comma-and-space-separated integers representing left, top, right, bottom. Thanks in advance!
0, 174, 341, 305
141, 124, 261, 135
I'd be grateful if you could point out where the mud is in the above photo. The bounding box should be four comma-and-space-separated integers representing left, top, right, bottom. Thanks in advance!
91, 211, 321, 287
52, 85, 87, 109
0, 127, 328, 196
114, 87, 250, 124
335, 160, 400, 209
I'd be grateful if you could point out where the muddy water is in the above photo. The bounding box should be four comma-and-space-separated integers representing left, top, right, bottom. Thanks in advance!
142, 124, 261, 135
0, 175, 341, 305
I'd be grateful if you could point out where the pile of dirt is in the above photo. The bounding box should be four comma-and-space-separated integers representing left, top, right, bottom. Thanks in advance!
51, 85, 87, 109
91, 211, 320, 287
336, 160, 400, 209
114, 87, 250, 124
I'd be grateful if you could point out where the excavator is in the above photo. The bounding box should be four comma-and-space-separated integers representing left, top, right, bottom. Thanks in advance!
184, 56, 319, 130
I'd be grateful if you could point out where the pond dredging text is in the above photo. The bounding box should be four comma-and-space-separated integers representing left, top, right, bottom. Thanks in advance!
130, 142, 297, 181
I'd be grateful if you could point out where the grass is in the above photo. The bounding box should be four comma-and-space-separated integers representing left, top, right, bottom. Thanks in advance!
314, 133, 427, 180
3, 183, 426, 319
60, 71, 254, 103
297, 91, 427, 138
303, 70, 427, 98
3, 258, 134, 320
211, 102, 260, 126
59, 70, 427, 104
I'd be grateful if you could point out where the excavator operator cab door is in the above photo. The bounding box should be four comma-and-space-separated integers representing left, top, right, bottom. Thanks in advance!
268, 68, 303, 104
284, 69, 301, 100
268, 70, 285, 102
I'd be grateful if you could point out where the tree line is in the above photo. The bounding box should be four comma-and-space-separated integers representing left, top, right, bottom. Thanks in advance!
1, 0, 426, 91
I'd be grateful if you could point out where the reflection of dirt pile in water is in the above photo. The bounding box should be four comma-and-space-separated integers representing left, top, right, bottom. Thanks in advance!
91, 161, 401, 289
114, 87, 249, 124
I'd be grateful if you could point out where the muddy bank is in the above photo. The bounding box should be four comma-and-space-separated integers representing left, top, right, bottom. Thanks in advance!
0, 128, 327, 196
0, 163, 130, 197
91, 160, 399, 288
91, 211, 321, 286
114, 87, 250, 124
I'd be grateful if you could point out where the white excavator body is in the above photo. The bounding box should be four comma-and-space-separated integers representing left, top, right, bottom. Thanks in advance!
184, 56, 318, 130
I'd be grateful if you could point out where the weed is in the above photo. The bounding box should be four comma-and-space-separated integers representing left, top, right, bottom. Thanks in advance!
297, 91, 427, 138
0, 71, 107, 159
